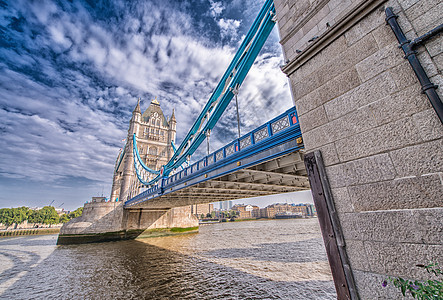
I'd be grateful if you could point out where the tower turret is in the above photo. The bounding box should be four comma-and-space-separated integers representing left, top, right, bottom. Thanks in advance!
118, 98, 142, 202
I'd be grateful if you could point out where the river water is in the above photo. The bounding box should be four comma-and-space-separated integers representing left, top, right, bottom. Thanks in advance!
0, 218, 336, 299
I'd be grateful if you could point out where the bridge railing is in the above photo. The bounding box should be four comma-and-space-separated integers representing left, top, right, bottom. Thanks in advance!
125, 106, 301, 207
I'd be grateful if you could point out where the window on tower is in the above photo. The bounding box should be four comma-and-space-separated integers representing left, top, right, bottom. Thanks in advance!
150, 147, 157, 155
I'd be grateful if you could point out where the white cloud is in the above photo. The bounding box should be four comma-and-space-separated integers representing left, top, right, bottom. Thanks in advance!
209, 0, 225, 18
217, 18, 241, 40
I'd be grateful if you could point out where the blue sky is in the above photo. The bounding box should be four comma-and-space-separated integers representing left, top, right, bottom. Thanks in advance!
0, 0, 311, 210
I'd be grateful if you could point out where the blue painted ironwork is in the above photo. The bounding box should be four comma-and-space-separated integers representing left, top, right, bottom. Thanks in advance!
132, 134, 162, 186
115, 147, 126, 172
130, 0, 277, 185
133, 134, 161, 175
125, 106, 302, 208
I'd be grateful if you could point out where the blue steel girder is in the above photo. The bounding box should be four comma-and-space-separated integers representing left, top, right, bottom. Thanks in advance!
162, 0, 276, 176
132, 135, 161, 186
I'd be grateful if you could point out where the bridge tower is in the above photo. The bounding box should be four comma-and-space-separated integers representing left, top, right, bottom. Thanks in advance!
110, 98, 177, 202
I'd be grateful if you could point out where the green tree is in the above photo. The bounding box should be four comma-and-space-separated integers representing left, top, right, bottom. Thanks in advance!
0, 208, 14, 227
0, 207, 32, 228
39, 206, 59, 225
27, 209, 42, 224
59, 214, 70, 223
69, 207, 83, 219
13, 207, 30, 225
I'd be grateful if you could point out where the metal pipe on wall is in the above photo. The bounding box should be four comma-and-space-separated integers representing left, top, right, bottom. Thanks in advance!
385, 7, 443, 124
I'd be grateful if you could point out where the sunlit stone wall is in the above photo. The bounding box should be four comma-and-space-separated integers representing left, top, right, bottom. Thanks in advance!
274, 0, 442, 298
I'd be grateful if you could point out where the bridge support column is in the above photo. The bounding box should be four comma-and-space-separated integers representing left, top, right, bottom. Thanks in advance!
123, 206, 199, 239
57, 200, 198, 245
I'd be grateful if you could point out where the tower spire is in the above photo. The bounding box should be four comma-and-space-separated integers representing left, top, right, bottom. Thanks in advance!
133, 98, 141, 114
170, 108, 176, 122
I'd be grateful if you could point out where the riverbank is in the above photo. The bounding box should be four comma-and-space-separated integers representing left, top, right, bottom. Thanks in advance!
0, 228, 60, 237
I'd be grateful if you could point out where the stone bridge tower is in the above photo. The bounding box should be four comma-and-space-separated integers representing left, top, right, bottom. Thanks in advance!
110, 98, 177, 202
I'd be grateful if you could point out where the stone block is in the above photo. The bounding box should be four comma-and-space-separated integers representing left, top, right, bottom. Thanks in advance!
413, 108, 443, 141
287, 34, 348, 88
389, 61, 419, 90
396, 10, 414, 34
340, 208, 443, 245
345, 153, 396, 184
312, 142, 340, 166
399, 0, 421, 10
430, 73, 443, 100
302, 122, 335, 150
291, 33, 379, 100
364, 241, 443, 279
355, 43, 405, 82
317, 67, 361, 105
434, 52, 443, 72
344, 5, 385, 46
303, 35, 348, 75
347, 173, 443, 211
345, 239, 370, 271
294, 89, 321, 115
335, 116, 419, 162
328, 0, 355, 24
304, 104, 377, 151
411, 3, 443, 36
353, 269, 415, 299
404, 0, 442, 21
330, 187, 354, 213
389, 139, 443, 177
416, 49, 439, 78
325, 164, 348, 188
324, 71, 398, 121
371, 23, 397, 49
425, 37, 443, 58
299, 105, 328, 132
368, 85, 430, 126
326, 153, 396, 188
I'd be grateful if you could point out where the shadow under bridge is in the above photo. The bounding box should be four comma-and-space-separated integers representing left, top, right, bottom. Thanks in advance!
124, 107, 309, 209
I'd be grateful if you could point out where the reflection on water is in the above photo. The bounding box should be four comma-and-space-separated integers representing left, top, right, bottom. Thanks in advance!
0, 218, 336, 299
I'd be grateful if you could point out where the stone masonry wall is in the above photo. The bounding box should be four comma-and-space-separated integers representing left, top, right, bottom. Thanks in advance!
274, 0, 442, 298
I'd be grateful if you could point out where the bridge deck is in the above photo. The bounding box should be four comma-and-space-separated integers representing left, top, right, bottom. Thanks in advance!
125, 106, 308, 209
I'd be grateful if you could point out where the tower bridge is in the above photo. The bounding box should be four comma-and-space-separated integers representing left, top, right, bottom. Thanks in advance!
125, 106, 309, 209
59, 0, 443, 299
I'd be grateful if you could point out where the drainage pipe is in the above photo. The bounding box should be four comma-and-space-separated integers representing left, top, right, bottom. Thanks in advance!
385, 7, 443, 124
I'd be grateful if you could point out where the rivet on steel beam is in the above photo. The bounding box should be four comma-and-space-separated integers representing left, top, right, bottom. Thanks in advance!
205, 174, 208, 178
296, 137, 303, 144
237, 161, 241, 166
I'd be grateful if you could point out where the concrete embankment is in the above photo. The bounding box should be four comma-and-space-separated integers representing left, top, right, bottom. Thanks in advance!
0, 228, 60, 237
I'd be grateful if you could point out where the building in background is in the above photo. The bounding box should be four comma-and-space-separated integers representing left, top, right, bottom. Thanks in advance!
219, 200, 233, 211
232, 204, 259, 219
191, 203, 214, 218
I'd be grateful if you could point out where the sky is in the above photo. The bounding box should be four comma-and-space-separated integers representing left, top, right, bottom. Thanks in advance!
0, 0, 312, 210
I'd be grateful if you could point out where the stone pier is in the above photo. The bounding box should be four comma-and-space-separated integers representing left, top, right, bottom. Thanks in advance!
57, 198, 198, 245
274, 0, 442, 298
